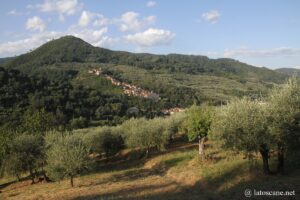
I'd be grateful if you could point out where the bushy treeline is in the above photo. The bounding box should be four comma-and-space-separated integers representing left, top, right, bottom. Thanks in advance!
75, 112, 186, 158
0, 112, 185, 187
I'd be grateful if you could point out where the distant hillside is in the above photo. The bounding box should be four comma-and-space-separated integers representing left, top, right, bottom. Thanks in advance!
276, 68, 300, 77
0, 57, 13, 64
4, 36, 287, 83
2, 36, 291, 106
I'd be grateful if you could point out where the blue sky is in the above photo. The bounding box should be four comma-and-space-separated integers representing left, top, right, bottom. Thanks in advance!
0, 0, 299, 69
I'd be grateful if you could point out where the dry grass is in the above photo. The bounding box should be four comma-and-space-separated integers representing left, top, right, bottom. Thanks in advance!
1, 142, 299, 200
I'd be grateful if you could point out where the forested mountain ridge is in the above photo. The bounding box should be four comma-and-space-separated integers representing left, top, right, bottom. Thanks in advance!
276, 68, 300, 77
3, 35, 288, 83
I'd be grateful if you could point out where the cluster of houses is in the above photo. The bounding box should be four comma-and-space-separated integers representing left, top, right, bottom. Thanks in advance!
88, 68, 102, 76
161, 107, 185, 115
88, 68, 160, 100
89, 68, 184, 115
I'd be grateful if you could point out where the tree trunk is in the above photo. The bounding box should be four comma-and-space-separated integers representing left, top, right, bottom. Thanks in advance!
70, 176, 74, 187
277, 142, 285, 174
145, 148, 149, 158
199, 137, 206, 161
259, 144, 270, 174
29, 168, 35, 184
42, 171, 50, 182
16, 173, 21, 182
41, 166, 50, 182
34, 169, 39, 179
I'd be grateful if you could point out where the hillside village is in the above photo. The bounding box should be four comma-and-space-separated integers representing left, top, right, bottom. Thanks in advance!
88, 68, 184, 115
88, 68, 160, 100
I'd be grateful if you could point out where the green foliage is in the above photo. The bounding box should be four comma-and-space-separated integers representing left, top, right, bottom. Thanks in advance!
81, 126, 123, 157
122, 118, 167, 152
0, 66, 167, 129
121, 114, 185, 152
267, 78, 300, 151
21, 108, 56, 134
4, 134, 44, 179
70, 117, 88, 129
211, 98, 269, 153
163, 112, 186, 140
0, 127, 11, 169
185, 105, 214, 142
45, 133, 90, 186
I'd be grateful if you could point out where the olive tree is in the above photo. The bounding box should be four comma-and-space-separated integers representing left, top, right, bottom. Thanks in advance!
122, 118, 168, 157
46, 133, 90, 187
4, 134, 44, 183
81, 126, 123, 158
267, 78, 300, 173
185, 105, 214, 160
211, 98, 272, 174
163, 111, 186, 142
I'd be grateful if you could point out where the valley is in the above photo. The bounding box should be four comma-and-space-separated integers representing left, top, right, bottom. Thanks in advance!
0, 36, 299, 200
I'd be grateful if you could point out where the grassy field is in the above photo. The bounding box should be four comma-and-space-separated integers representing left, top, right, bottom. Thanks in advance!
1, 140, 299, 200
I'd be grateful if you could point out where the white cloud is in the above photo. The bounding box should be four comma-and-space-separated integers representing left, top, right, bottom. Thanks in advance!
93, 14, 109, 27
291, 66, 300, 69
202, 10, 220, 24
0, 31, 63, 56
26, 16, 46, 32
117, 11, 156, 32
78, 11, 109, 27
7, 9, 22, 16
71, 27, 109, 46
68, 26, 118, 48
34, 0, 82, 21
223, 47, 300, 57
146, 1, 157, 7
0, 26, 119, 57
39, 0, 80, 15
79, 10, 93, 27
125, 28, 175, 47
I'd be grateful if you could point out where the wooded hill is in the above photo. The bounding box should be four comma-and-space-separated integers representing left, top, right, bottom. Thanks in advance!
0, 36, 293, 129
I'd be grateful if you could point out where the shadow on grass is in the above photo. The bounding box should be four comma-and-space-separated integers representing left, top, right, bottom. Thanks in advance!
0, 175, 32, 191
85, 141, 198, 176
73, 182, 179, 200
72, 160, 300, 200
